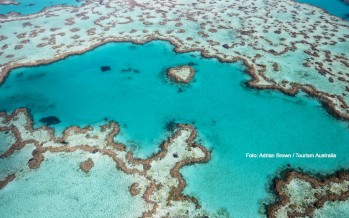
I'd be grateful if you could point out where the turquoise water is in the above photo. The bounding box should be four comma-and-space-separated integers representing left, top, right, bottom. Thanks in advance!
1, 0, 348, 20
0, 41, 349, 217
0, 0, 83, 15
296, 0, 349, 20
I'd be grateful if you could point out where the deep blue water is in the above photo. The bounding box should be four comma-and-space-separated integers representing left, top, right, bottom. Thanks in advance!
0, 41, 349, 217
296, 0, 349, 20
0, 0, 83, 15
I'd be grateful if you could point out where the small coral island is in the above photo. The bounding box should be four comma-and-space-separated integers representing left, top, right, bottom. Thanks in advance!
167, 66, 195, 84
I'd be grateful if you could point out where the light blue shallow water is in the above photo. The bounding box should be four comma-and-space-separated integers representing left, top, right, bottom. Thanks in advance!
0, 0, 83, 15
0, 41, 349, 217
296, 0, 349, 20
0, 151, 146, 217
1, 0, 348, 19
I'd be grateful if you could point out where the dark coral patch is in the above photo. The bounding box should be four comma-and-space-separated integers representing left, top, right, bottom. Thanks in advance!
165, 120, 177, 132
100, 66, 111, 72
39, 116, 60, 126
187, 62, 197, 66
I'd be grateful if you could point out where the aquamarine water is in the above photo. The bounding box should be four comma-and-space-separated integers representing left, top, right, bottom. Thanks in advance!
296, 0, 349, 20
0, 0, 83, 15
1, 0, 347, 20
0, 41, 348, 217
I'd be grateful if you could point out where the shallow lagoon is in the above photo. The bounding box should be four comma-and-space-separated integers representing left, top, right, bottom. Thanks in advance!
0, 0, 83, 15
0, 41, 349, 217
1, 0, 348, 19
0, 151, 146, 217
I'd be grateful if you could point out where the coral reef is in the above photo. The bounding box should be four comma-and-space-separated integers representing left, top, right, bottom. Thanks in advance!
80, 158, 94, 173
267, 169, 349, 217
0, 108, 211, 217
167, 65, 195, 84
0, 0, 348, 119
0, 0, 18, 5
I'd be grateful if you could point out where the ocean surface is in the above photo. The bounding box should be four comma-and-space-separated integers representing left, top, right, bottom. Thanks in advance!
0, 0, 83, 15
296, 0, 349, 20
1, 0, 348, 19
0, 41, 348, 217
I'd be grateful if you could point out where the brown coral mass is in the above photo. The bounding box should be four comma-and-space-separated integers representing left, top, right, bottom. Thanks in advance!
80, 158, 94, 173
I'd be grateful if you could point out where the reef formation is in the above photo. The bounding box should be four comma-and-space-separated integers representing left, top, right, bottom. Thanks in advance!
0, 0, 348, 119
1, 0, 349, 216
167, 65, 195, 84
0, 0, 18, 6
267, 169, 349, 217
0, 108, 213, 217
